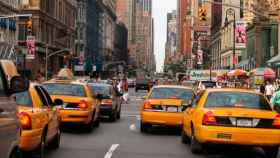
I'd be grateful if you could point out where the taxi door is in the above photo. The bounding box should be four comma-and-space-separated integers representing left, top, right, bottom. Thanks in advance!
35, 86, 59, 141
183, 91, 204, 136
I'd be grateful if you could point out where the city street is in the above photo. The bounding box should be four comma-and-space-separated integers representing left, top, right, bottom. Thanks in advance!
45, 89, 270, 158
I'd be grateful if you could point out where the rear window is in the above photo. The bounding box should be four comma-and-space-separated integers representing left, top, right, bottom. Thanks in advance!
149, 88, 193, 101
43, 83, 86, 97
89, 85, 111, 95
15, 91, 33, 107
205, 92, 271, 110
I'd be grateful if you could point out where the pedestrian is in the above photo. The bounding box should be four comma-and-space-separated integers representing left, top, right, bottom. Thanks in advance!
265, 81, 274, 100
260, 84, 265, 94
35, 70, 44, 83
122, 78, 129, 104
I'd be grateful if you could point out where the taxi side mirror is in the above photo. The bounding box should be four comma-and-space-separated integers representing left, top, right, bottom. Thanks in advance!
9, 76, 29, 94
54, 99, 63, 106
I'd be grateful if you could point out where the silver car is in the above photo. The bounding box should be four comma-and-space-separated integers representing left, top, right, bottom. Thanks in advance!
0, 60, 29, 158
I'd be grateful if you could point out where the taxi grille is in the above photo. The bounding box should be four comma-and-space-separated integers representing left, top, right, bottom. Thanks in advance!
215, 116, 275, 129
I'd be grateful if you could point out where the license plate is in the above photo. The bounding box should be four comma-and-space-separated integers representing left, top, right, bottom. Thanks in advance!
237, 119, 252, 127
167, 107, 178, 112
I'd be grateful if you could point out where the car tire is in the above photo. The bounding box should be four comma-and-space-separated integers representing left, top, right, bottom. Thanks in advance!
190, 130, 203, 154
9, 149, 20, 158
140, 123, 150, 133
263, 146, 279, 158
49, 128, 61, 149
36, 135, 46, 158
181, 129, 190, 144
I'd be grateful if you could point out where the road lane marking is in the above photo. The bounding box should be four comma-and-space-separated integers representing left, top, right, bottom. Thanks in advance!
104, 144, 119, 158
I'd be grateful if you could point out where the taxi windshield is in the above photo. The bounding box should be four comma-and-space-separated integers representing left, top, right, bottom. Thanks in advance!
205, 92, 272, 110
43, 83, 86, 97
149, 88, 193, 101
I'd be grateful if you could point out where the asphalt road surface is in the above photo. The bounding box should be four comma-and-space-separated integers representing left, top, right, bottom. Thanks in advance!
46, 88, 277, 158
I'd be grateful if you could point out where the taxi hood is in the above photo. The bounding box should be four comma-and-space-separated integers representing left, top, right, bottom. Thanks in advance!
147, 99, 183, 106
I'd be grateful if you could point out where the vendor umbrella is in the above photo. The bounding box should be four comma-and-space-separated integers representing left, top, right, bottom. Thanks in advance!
227, 69, 247, 77
250, 67, 276, 79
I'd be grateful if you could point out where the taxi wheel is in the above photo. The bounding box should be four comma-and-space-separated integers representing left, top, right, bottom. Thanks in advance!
190, 128, 203, 154
9, 149, 20, 158
263, 146, 279, 158
49, 129, 61, 149
140, 123, 150, 133
36, 135, 46, 158
181, 129, 190, 144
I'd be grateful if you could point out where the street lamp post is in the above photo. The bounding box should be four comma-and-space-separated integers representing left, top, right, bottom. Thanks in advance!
45, 49, 70, 80
224, 8, 236, 69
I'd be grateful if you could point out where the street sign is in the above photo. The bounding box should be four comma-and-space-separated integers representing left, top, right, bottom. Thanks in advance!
26, 35, 35, 59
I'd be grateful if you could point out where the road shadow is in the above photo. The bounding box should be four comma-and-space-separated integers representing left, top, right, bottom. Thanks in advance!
60, 124, 98, 134
189, 145, 266, 158
142, 126, 181, 136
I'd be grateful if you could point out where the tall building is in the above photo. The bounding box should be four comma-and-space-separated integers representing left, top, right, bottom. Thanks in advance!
0, 0, 19, 60
165, 10, 177, 65
18, 0, 77, 78
177, 0, 192, 61
135, 0, 153, 70
210, 0, 222, 69
75, 0, 87, 58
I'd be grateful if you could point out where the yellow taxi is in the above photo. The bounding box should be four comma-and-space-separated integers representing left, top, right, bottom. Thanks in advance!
43, 79, 100, 131
182, 88, 280, 158
15, 83, 61, 158
140, 85, 194, 132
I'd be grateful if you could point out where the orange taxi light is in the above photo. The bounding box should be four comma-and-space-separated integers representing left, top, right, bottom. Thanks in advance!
202, 111, 217, 125
143, 101, 152, 110
19, 112, 32, 130
273, 114, 280, 128
79, 100, 89, 109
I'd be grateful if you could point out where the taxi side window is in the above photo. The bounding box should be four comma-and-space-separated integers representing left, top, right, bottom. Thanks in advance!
39, 86, 54, 106
35, 86, 49, 107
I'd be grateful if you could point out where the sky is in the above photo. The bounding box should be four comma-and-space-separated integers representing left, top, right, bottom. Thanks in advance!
152, 0, 177, 72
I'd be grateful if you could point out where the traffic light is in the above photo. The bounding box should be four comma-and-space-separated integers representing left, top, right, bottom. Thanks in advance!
198, 7, 207, 21
26, 18, 32, 32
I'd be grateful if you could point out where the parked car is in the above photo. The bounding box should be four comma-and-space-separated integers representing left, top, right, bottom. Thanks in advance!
16, 83, 61, 158
88, 83, 122, 121
0, 60, 29, 158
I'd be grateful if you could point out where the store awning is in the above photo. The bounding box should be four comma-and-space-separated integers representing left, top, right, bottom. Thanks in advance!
267, 55, 280, 64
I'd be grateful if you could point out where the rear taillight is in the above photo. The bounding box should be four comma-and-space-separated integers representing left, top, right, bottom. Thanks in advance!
202, 111, 217, 125
273, 114, 280, 128
79, 100, 89, 109
101, 99, 113, 105
19, 112, 32, 130
143, 101, 152, 110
